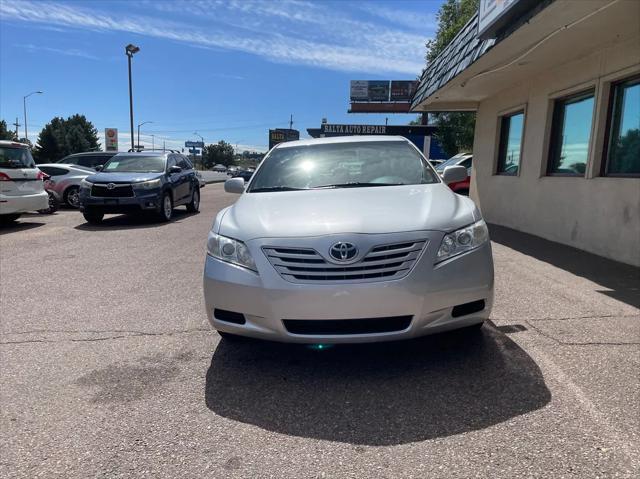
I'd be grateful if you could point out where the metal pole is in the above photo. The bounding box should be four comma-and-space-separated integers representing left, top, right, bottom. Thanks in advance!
137, 123, 140, 150
23, 96, 28, 141
128, 53, 134, 150
152, 135, 155, 151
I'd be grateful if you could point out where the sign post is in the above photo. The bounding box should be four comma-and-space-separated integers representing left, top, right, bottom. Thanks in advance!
105, 128, 118, 151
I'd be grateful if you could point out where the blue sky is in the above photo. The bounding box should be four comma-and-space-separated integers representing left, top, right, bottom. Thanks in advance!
0, 0, 441, 152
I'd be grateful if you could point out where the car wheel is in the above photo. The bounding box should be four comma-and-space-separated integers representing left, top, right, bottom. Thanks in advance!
217, 331, 243, 341
83, 209, 104, 224
38, 192, 59, 214
64, 186, 81, 208
186, 188, 200, 213
0, 214, 21, 224
158, 192, 173, 222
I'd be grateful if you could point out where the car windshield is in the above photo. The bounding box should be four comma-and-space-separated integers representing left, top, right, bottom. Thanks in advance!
0, 146, 36, 169
102, 155, 166, 173
248, 141, 439, 192
435, 155, 467, 172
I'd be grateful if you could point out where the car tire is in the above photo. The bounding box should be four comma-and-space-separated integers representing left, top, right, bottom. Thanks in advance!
83, 209, 104, 224
217, 331, 243, 341
64, 186, 81, 208
0, 214, 21, 224
158, 192, 173, 222
186, 187, 200, 213
38, 192, 59, 214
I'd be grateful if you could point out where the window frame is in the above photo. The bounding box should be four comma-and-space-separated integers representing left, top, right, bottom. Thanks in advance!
600, 74, 640, 178
546, 89, 595, 177
496, 110, 525, 176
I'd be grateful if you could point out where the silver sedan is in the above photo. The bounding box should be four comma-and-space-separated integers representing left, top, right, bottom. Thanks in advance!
203, 136, 494, 344
37, 163, 96, 208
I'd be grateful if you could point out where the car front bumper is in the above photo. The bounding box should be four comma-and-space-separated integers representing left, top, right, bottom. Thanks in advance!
79, 188, 162, 213
0, 191, 49, 215
203, 232, 494, 343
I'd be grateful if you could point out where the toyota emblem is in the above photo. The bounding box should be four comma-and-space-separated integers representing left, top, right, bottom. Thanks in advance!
106, 183, 116, 190
329, 242, 358, 262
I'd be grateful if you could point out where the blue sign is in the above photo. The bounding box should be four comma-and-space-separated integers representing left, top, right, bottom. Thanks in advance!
185, 140, 204, 148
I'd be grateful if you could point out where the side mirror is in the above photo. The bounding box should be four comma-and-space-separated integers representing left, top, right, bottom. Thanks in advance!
169, 165, 182, 174
94, 165, 103, 171
224, 177, 245, 194
443, 165, 468, 185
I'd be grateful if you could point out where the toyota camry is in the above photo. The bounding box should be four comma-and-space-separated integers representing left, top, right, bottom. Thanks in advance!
203, 136, 494, 343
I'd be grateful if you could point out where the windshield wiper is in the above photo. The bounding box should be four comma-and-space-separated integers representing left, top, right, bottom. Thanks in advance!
314, 182, 404, 189
250, 186, 307, 192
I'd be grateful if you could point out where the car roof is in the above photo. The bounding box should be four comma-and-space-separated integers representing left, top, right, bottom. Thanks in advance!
38, 163, 95, 171
112, 151, 169, 157
63, 151, 116, 157
0, 140, 30, 148
274, 135, 411, 149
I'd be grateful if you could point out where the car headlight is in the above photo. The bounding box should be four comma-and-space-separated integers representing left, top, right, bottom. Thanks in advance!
135, 178, 162, 189
436, 219, 489, 263
206, 232, 257, 272
80, 178, 93, 189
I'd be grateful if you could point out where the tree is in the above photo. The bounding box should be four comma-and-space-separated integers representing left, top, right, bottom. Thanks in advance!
34, 114, 100, 163
425, 0, 479, 157
0, 119, 17, 140
202, 140, 235, 169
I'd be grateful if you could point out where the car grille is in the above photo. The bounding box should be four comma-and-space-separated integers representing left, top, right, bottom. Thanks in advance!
91, 183, 134, 198
263, 240, 427, 284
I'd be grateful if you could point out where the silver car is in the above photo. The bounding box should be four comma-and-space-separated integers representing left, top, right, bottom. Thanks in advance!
203, 136, 494, 343
37, 163, 95, 208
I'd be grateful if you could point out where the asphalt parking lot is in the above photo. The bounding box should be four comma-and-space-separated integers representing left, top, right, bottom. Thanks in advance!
1, 184, 638, 478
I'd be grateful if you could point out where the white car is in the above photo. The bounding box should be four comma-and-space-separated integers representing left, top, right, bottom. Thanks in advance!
203, 136, 493, 343
0, 141, 48, 223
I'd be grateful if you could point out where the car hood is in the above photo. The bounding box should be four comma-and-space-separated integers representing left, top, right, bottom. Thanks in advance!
86, 172, 163, 183
218, 183, 481, 240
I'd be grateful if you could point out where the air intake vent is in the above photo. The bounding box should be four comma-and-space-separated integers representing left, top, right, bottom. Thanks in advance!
283, 316, 412, 335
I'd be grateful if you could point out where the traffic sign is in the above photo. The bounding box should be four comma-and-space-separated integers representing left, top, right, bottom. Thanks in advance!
185, 140, 204, 148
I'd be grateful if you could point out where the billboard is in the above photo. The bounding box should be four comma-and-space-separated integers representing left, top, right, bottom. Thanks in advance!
185, 140, 204, 148
269, 129, 299, 149
350, 80, 419, 102
390, 81, 419, 101
105, 128, 118, 151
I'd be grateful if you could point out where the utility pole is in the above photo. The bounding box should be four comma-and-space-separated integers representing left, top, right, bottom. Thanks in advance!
12, 117, 21, 139
163, 140, 165, 152
151, 134, 155, 151
289, 114, 293, 130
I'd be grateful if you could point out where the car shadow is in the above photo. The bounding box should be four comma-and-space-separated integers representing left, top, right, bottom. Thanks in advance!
0, 220, 46, 234
74, 209, 199, 231
489, 223, 640, 309
204, 323, 551, 445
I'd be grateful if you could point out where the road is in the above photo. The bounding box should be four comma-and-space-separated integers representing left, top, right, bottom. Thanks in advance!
1, 184, 638, 478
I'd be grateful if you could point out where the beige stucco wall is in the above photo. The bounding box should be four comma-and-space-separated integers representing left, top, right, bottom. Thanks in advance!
470, 36, 640, 266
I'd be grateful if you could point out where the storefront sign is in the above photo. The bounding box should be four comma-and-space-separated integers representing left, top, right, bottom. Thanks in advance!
269, 129, 299, 149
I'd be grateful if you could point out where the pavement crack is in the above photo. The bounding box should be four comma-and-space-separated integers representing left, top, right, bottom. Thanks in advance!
0, 327, 211, 345
524, 320, 640, 346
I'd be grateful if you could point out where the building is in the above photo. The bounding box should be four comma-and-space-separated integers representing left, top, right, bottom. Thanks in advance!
412, 0, 639, 266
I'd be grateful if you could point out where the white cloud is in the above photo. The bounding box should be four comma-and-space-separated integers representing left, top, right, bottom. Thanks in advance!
21, 43, 99, 60
1, 0, 428, 75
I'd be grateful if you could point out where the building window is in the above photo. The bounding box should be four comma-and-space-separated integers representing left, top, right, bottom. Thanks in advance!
603, 76, 640, 176
496, 111, 524, 175
547, 90, 595, 176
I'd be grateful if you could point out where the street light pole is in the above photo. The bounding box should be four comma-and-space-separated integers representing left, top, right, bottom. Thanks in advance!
137, 121, 152, 150
151, 134, 155, 151
125, 44, 140, 151
23, 91, 43, 142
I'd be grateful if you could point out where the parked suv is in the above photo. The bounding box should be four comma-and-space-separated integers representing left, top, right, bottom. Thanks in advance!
78, 151, 200, 224
0, 140, 48, 222
57, 151, 117, 169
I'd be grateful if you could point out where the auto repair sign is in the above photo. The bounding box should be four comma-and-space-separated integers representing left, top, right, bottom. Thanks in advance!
105, 128, 118, 151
